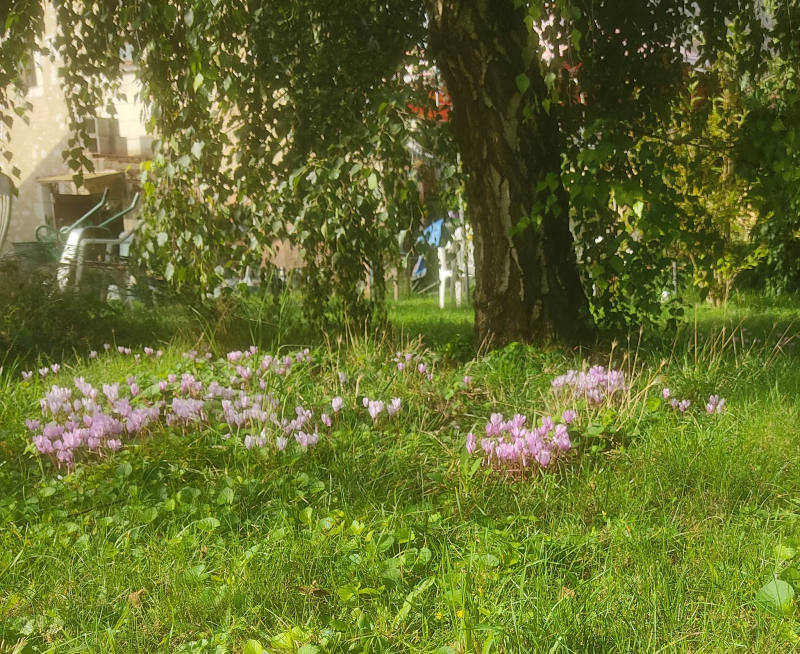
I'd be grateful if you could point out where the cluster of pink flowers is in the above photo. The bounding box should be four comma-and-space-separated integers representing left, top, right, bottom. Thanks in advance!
29, 378, 161, 466
662, 388, 726, 415
467, 411, 573, 470
391, 351, 434, 381
551, 365, 627, 404
25, 346, 332, 468
706, 394, 725, 414
362, 397, 402, 420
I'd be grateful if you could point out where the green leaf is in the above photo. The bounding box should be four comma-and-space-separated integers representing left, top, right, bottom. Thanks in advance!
645, 396, 662, 413
776, 542, 798, 561
544, 72, 557, 88
193, 72, 204, 92
196, 517, 220, 532
515, 73, 530, 94
368, 173, 378, 190
164, 262, 175, 281
163, 498, 176, 512
243, 640, 263, 654
755, 578, 795, 616
393, 577, 435, 627
570, 28, 582, 50
191, 141, 204, 159
156, 232, 168, 247
184, 564, 208, 582
184, 8, 194, 27
116, 462, 132, 478
780, 567, 800, 590
142, 507, 158, 523
299, 507, 313, 525
217, 487, 235, 505
337, 584, 358, 601
39, 486, 56, 498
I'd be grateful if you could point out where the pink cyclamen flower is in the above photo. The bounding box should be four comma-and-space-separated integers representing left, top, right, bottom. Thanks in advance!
397, 362, 405, 372
662, 388, 670, 400
418, 363, 427, 374
466, 432, 477, 454
103, 343, 111, 351
134, 354, 141, 362
338, 372, 346, 384
562, 410, 576, 424
670, 398, 679, 409
463, 376, 472, 385
427, 373, 433, 382
362, 397, 370, 408
387, 398, 401, 416
332, 397, 343, 413
144, 347, 154, 356
129, 383, 140, 397
321, 413, 332, 427
553, 424, 571, 451
368, 400, 384, 420
118, 346, 126, 354
276, 436, 288, 451
678, 400, 690, 412
89, 351, 97, 359
157, 350, 163, 357
39, 368, 48, 378
21, 371, 33, 381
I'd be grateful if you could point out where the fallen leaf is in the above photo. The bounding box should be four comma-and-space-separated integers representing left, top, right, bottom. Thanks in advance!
128, 588, 146, 607
296, 582, 329, 597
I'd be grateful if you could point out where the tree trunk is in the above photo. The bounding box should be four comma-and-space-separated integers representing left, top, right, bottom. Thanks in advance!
425, 0, 590, 347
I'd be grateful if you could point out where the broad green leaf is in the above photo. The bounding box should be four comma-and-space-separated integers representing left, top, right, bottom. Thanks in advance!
780, 567, 800, 589
299, 507, 313, 525
243, 640, 263, 654
368, 173, 378, 190
515, 73, 530, 94
116, 462, 132, 478
193, 72, 204, 92
191, 141, 204, 158
755, 578, 795, 616
776, 543, 798, 561
196, 517, 220, 532
337, 584, 358, 601
164, 262, 175, 281
217, 487, 235, 505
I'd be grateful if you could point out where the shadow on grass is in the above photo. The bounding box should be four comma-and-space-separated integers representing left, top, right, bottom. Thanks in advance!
388, 294, 475, 358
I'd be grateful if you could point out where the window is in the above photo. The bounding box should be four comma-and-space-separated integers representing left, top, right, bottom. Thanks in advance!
23, 55, 39, 88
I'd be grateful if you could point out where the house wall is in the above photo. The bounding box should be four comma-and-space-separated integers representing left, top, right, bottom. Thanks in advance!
0, 6, 150, 255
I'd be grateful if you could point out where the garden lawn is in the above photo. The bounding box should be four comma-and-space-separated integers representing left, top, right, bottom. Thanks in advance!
2, 297, 800, 652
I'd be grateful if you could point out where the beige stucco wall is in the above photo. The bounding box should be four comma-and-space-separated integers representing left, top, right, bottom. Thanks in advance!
0, 5, 150, 255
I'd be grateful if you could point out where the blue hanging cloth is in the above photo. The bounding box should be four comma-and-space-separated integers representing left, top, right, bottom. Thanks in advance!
418, 219, 444, 247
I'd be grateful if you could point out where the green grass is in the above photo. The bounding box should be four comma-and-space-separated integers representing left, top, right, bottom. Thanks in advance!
2, 294, 800, 652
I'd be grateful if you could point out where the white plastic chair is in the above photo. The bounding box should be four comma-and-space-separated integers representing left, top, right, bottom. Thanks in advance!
57, 225, 139, 307
438, 225, 472, 309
